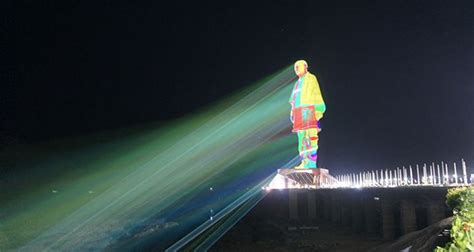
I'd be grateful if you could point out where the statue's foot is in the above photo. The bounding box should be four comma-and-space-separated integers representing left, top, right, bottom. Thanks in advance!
294, 162, 306, 169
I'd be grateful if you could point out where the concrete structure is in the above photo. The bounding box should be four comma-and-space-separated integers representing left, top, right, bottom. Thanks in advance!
268, 168, 336, 188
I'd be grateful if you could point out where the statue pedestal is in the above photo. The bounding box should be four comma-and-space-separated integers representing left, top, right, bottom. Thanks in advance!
268, 168, 332, 189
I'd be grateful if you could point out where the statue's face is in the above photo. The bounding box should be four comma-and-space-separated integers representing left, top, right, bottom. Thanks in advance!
294, 62, 307, 77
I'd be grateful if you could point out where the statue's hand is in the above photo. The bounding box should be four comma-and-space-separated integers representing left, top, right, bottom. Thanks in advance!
315, 112, 323, 121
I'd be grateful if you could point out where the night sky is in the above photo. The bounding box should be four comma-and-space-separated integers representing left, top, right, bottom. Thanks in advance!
3, 1, 474, 172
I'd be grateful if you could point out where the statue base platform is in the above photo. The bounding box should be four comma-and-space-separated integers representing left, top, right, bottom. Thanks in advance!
267, 168, 334, 189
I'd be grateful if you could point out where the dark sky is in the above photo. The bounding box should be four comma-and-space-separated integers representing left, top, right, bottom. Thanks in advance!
3, 0, 474, 172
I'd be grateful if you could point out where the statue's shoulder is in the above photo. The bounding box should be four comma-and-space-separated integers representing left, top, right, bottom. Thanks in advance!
306, 72, 317, 82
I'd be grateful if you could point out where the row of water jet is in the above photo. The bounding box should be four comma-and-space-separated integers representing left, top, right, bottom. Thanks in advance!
332, 159, 471, 188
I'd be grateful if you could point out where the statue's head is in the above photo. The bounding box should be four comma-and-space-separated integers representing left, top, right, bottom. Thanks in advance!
294, 60, 308, 78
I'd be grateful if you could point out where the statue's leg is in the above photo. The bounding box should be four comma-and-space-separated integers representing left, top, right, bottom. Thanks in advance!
294, 131, 306, 169
305, 128, 319, 168
297, 130, 304, 157
296, 128, 319, 169
296, 130, 312, 169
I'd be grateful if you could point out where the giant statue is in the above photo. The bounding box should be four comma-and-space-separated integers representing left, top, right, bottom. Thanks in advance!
289, 60, 326, 169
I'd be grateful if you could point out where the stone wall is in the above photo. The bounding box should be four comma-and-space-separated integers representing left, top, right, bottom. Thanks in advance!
253, 187, 450, 240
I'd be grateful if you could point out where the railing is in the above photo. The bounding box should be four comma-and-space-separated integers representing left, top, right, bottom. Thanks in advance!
331, 159, 471, 188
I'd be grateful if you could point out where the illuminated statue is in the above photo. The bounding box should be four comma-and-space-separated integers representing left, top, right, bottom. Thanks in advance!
289, 60, 326, 169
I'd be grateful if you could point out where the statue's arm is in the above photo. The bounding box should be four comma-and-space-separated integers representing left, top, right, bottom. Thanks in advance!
308, 74, 326, 120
